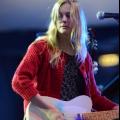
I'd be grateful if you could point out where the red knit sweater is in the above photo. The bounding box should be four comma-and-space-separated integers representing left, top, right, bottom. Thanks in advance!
12, 39, 117, 111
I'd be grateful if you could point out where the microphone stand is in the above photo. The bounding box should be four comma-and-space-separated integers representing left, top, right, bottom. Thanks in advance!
113, 18, 119, 24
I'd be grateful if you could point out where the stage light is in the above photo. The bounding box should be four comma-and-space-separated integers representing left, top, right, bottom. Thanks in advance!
98, 54, 119, 67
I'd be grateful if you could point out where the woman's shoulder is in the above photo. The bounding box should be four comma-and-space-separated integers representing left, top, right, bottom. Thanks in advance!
28, 36, 49, 54
34, 36, 48, 46
32, 36, 49, 48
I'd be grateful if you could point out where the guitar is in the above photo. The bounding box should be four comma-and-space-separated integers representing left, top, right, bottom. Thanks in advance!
87, 28, 98, 75
24, 95, 119, 120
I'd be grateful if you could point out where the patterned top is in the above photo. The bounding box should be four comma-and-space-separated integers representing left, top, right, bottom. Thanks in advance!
60, 56, 85, 101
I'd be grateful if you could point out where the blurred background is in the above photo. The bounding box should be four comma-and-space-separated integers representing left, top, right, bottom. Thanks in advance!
0, 0, 119, 120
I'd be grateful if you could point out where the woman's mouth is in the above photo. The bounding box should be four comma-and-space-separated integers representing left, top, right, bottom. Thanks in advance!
61, 26, 69, 29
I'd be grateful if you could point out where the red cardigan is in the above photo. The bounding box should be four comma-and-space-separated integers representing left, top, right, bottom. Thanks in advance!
12, 39, 117, 111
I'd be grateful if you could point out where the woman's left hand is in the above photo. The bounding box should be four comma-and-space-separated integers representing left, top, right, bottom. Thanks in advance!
113, 105, 119, 111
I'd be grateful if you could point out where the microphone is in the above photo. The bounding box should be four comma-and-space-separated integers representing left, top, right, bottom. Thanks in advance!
96, 11, 119, 20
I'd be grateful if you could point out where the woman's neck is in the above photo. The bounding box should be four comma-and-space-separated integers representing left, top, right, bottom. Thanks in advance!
57, 33, 76, 56
57, 33, 70, 43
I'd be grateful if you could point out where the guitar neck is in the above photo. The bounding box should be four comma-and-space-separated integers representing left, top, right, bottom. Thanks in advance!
82, 110, 119, 120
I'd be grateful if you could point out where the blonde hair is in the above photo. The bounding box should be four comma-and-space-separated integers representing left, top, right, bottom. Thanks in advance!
46, 0, 88, 65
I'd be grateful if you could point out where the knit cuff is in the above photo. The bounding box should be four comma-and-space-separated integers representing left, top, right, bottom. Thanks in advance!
12, 80, 39, 101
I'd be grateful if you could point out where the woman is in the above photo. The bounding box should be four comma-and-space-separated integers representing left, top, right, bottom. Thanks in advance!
12, 0, 118, 120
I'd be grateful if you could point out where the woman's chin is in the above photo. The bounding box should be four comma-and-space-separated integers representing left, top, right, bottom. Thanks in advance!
60, 29, 70, 34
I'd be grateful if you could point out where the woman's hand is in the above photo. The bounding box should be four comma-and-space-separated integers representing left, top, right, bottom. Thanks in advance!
112, 105, 119, 111
46, 107, 64, 120
31, 94, 64, 120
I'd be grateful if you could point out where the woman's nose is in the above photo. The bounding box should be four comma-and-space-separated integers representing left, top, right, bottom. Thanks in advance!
62, 15, 68, 22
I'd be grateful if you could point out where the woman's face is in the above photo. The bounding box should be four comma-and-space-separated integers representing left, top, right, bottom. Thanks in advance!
56, 2, 73, 35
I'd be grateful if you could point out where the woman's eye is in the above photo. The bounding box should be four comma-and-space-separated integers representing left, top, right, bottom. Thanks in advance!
58, 13, 63, 19
66, 13, 70, 18
58, 12, 70, 20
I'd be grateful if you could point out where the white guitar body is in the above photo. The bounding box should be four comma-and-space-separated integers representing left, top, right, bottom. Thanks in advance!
24, 95, 92, 120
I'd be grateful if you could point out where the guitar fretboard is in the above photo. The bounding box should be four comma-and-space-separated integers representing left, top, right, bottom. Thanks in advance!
82, 110, 119, 120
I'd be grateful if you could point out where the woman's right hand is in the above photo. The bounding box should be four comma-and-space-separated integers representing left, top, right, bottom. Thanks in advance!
46, 106, 64, 120
31, 94, 64, 120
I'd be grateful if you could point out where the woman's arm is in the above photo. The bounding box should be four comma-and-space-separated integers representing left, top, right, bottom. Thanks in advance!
12, 42, 41, 101
87, 53, 118, 111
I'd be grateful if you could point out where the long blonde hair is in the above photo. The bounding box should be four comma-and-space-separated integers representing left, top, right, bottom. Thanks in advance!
46, 0, 88, 65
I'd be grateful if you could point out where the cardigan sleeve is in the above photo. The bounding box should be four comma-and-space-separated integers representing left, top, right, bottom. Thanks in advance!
87, 53, 118, 111
11, 41, 44, 101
